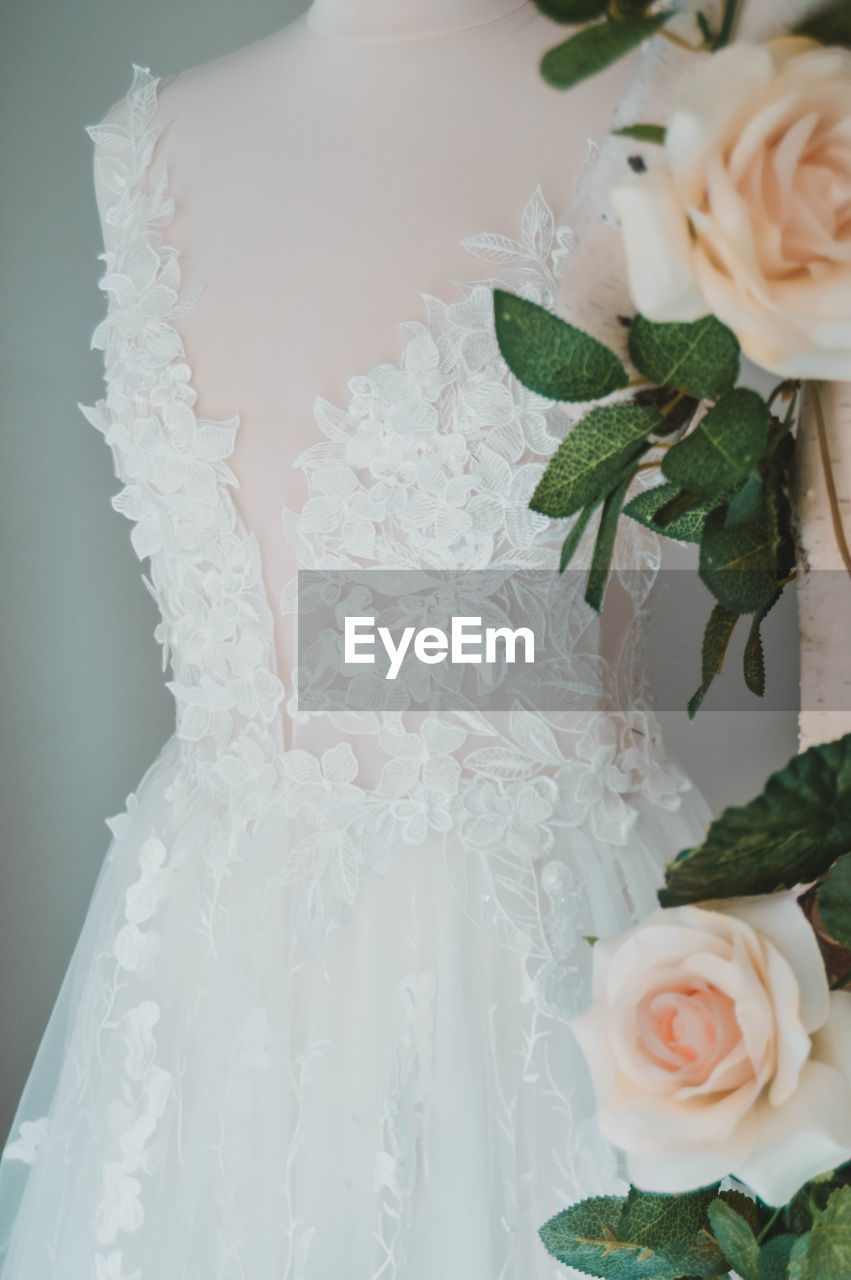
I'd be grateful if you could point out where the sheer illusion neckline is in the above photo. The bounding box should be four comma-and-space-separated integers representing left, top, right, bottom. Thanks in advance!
78, 58, 689, 992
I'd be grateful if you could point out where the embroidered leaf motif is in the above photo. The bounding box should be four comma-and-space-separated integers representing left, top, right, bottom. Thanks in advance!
628, 314, 740, 401
540, 14, 675, 91
530, 405, 660, 518
660, 732, 851, 905
663, 390, 770, 497
493, 289, 629, 402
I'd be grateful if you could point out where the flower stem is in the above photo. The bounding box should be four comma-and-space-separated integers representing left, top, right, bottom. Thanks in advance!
811, 381, 851, 581
756, 1205, 783, 1245
659, 28, 705, 53
711, 0, 740, 50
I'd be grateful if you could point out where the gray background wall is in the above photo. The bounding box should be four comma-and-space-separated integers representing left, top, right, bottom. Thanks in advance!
0, 0, 799, 1144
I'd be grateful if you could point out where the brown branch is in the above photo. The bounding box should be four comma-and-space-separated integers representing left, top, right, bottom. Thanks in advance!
811, 381, 851, 580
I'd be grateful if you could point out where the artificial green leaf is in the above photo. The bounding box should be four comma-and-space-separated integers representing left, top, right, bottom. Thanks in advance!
687, 603, 739, 719
795, 1, 851, 49
712, 0, 741, 48
535, 0, 608, 20
628, 313, 740, 400
660, 732, 851, 905
818, 852, 851, 950
559, 500, 598, 571
539, 1190, 724, 1280
708, 1200, 760, 1280
663, 390, 770, 498
699, 504, 780, 616
718, 1189, 760, 1235
585, 468, 635, 612
541, 13, 674, 91
763, 444, 797, 584
743, 613, 766, 698
619, 1186, 726, 1279
784, 1173, 851, 1237
624, 482, 720, 543
530, 404, 660, 518
726, 471, 764, 528
788, 1186, 851, 1280
493, 289, 629, 402
759, 1234, 796, 1280
612, 123, 667, 145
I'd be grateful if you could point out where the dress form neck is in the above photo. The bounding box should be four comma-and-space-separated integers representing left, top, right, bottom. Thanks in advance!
306, 0, 530, 44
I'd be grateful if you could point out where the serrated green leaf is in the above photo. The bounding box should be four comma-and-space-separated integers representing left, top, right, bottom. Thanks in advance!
585, 468, 635, 613
530, 404, 660, 518
718, 1189, 760, 1234
612, 123, 667, 145
759, 1234, 797, 1280
818, 852, 851, 950
726, 471, 764, 528
663, 390, 770, 498
788, 1186, 851, 1280
494, 289, 628, 402
708, 1200, 760, 1280
628, 314, 740, 400
699, 504, 780, 616
660, 733, 851, 905
541, 13, 674, 91
744, 614, 766, 698
539, 1190, 724, 1280
624, 482, 720, 543
535, 0, 608, 20
687, 603, 739, 719
559, 500, 598, 571
619, 1186, 726, 1279
795, 1, 851, 49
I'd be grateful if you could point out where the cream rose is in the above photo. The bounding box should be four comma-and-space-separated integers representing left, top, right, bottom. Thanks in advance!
612, 39, 851, 379
570, 892, 851, 1206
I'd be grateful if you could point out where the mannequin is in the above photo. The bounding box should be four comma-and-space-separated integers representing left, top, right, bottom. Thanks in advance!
96, 0, 636, 683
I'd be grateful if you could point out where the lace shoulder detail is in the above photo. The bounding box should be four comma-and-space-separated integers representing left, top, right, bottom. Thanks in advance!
79, 65, 285, 828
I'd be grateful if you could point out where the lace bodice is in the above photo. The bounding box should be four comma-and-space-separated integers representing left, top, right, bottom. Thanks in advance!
79, 63, 692, 972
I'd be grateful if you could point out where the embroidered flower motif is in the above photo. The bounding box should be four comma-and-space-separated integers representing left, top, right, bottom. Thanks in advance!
2, 1117, 49, 1166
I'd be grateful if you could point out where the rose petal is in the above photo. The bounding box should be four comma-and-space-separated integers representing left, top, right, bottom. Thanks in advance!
610, 174, 708, 324
725, 893, 830, 1033
626, 1107, 759, 1195
666, 44, 776, 201
735, 1059, 851, 1206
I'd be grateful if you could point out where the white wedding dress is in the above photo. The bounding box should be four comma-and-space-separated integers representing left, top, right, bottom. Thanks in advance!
0, 54, 715, 1280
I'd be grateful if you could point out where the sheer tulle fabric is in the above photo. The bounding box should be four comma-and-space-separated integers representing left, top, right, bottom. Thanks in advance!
0, 32, 722, 1280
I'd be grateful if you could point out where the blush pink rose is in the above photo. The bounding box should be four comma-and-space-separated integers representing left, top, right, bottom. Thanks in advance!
570, 892, 851, 1206
612, 39, 851, 379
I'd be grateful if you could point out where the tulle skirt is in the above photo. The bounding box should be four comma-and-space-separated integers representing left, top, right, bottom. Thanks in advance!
0, 732, 711, 1279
